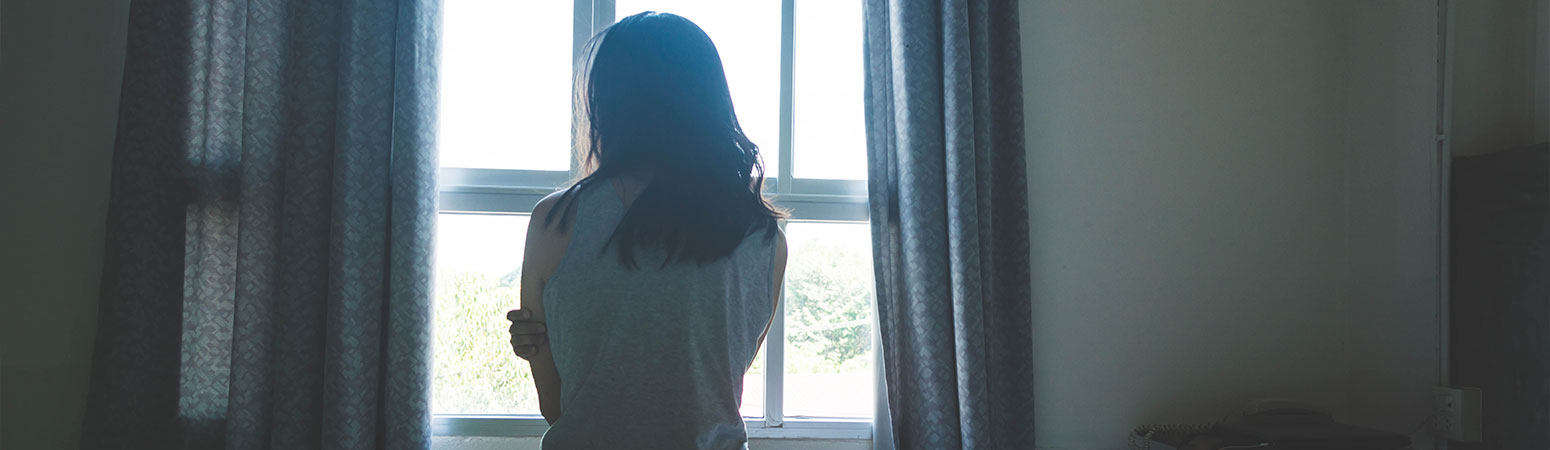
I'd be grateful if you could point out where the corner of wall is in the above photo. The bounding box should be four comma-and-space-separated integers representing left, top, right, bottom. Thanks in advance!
0, 1, 133, 449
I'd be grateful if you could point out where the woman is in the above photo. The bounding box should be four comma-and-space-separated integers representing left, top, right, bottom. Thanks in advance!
506, 12, 788, 450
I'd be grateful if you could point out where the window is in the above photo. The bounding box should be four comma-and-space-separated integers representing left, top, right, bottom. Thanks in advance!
432, 0, 874, 440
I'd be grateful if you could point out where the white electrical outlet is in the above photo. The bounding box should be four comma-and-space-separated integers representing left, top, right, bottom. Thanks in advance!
1432, 385, 1482, 442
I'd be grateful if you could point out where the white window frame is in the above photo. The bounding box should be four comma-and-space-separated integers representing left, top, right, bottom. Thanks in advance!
433, 0, 876, 440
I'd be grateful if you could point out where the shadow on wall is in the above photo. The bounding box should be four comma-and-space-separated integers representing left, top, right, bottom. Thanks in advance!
1448, 143, 1549, 450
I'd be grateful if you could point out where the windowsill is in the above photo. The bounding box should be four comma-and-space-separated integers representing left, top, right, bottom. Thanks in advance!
432, 415, 872, 440
431, 436, 873, 450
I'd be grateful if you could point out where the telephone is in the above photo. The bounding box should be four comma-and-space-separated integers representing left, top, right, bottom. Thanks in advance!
1128, 399, 1411, 450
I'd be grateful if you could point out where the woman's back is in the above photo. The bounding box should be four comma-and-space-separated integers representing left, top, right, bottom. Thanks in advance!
539, 182, 777, 450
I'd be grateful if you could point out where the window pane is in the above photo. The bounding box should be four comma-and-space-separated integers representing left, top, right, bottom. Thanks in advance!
613, 0, 782, 174
783, 222, 874, 418
439, 0, 572, 170
793, 0, 866, 180
433, 213, 537, 414
742, 346, 766, 418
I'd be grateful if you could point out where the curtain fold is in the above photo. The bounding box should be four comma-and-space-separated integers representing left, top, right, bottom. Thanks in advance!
81, 0, 439, 449
862, 1, 1034, 449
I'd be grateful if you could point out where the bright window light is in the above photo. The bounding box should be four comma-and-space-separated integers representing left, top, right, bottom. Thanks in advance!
432, 0, 876, 433
793, 0, 867, 180
439, 0, 573, 170
783, 221, 875, 418
432, 213, 537, 414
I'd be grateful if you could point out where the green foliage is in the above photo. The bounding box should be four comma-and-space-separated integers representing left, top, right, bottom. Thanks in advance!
783, 235, 873, 374
432, 270, 540, 414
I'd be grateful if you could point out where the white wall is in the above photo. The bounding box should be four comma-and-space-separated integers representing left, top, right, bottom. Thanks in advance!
1451, 0, 1547, 155
1021, 1, 1439, 449
0, 0, 132, 449
1022, 1, 1350, 445
1340, 3, 1443, 446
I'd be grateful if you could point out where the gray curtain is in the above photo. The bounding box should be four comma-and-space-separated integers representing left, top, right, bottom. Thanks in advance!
80, 0, 438, 449
862, 1, 1034, 449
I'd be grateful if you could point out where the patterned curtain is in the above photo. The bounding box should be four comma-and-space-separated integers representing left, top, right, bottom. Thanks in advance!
862, 1, 1034, 449
80, 0, 438, 449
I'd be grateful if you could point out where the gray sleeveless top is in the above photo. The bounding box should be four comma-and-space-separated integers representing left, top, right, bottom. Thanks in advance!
540, 182, 776, 450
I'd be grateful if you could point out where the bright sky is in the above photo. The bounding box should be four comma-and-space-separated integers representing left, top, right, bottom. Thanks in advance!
439, 0, 866, 180
439, 0, 573, 170
790, 0, 867, 179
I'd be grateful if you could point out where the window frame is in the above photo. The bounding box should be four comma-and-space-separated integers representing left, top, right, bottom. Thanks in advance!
433, 0, 876, 440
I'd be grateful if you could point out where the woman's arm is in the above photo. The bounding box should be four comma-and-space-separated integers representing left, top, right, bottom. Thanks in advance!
516, 192, 573, 425
753, 227, 788, 360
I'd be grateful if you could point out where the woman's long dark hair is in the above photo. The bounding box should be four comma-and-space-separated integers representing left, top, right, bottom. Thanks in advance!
547, 11, 783, 267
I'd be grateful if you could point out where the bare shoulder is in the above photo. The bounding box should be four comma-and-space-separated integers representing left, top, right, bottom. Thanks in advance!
768, 224, 789, 312
533, 190, 566, 213
771, 225, 787, 253
523, 189, 579, 276
771, 224, 788, 265
530, 187, 589, 243
529, 189, 579, 238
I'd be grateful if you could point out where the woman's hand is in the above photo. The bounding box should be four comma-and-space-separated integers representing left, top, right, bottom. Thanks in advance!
507, 308, 548, 360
